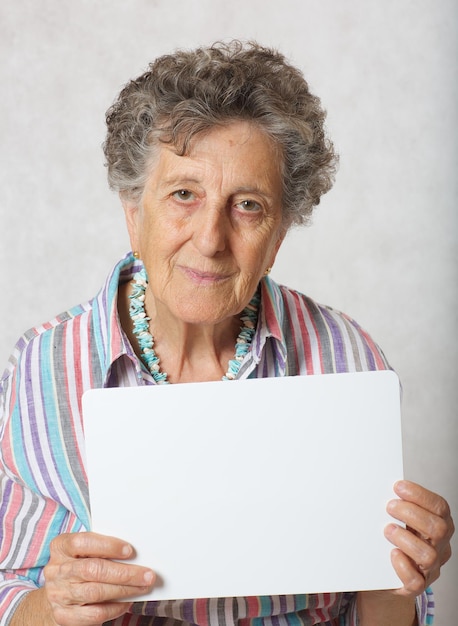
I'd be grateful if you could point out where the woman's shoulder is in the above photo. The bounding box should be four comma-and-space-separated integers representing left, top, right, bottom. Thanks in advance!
265, 278, 391, 373
1, 254, 137, 395
1, 300, 94, 384
266, 277, 371, 330
277, 281, 369, 329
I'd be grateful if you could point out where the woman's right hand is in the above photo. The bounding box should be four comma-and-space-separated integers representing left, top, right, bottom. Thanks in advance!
40, 531, 155, 626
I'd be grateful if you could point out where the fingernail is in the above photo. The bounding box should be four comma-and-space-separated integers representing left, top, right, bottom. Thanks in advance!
386, 499, 396, 512
385, 523, 397, 536
394, 480, 406, 494
143, 570, 155, 584
122, 544, 133, 557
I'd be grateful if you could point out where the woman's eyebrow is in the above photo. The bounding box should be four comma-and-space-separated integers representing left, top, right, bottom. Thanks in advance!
159, 176, 203, 187
233, 186, 277, 200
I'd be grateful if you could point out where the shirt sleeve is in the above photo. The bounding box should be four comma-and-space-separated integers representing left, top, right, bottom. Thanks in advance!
335, 588, 435, 625
417, 587, 435, 625
0, 360, 42, 621
0, 345, 85, 624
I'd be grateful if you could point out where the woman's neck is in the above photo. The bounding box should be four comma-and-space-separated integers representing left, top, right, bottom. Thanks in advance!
118, 281, 241, 383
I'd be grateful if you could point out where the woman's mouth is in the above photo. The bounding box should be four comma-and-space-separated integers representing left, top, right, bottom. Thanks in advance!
180, 266, 231, 285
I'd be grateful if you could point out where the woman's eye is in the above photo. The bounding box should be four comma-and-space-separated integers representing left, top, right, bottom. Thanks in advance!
172, 189, 194, 201
236, 199, 261, 212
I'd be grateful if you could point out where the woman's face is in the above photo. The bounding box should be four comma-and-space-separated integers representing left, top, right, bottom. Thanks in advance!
123, 121, 285, 327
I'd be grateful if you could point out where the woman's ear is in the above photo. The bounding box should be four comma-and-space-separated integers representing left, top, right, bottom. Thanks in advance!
120, 193, 141, 253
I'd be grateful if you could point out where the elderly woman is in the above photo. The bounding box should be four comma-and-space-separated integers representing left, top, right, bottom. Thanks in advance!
0, 41, 453, 626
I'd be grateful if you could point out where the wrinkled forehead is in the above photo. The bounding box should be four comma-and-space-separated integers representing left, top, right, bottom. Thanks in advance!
146, 118, 284, 174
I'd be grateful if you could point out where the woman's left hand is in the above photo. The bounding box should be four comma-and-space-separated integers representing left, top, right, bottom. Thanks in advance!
356, 482, 454, 625
384, 479, 454, 595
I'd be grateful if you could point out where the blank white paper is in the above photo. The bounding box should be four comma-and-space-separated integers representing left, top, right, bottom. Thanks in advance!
82, 370, 403, 600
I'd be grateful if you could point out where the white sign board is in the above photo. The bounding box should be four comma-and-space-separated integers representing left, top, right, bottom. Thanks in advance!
83, 371, 403, 600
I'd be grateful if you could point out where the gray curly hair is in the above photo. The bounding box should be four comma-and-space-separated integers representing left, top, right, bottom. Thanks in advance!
103, 40, 337, 227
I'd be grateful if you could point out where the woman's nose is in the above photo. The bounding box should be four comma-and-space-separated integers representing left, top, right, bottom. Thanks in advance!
191, 204, 228, 257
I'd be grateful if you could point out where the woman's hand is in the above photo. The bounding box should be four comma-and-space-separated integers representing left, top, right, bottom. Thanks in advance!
385, 480, 454, 596
357, 480, 454, 625
41, 531, 155, 626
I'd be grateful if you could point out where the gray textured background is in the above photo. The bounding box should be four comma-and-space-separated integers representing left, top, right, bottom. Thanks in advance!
0, 1, 456, 623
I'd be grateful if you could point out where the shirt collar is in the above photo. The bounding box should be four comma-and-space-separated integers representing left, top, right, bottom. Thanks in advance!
250, 276, 287, 368
91, 252, 143, 386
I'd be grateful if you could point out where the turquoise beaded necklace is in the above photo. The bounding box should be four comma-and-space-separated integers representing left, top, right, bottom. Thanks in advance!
128, 268, 260, 384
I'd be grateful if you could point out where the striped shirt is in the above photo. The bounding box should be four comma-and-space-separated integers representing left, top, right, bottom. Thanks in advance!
0, 252, 434, 625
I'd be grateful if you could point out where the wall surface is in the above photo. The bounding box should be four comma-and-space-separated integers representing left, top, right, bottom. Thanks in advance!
0, 1, 456, 623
